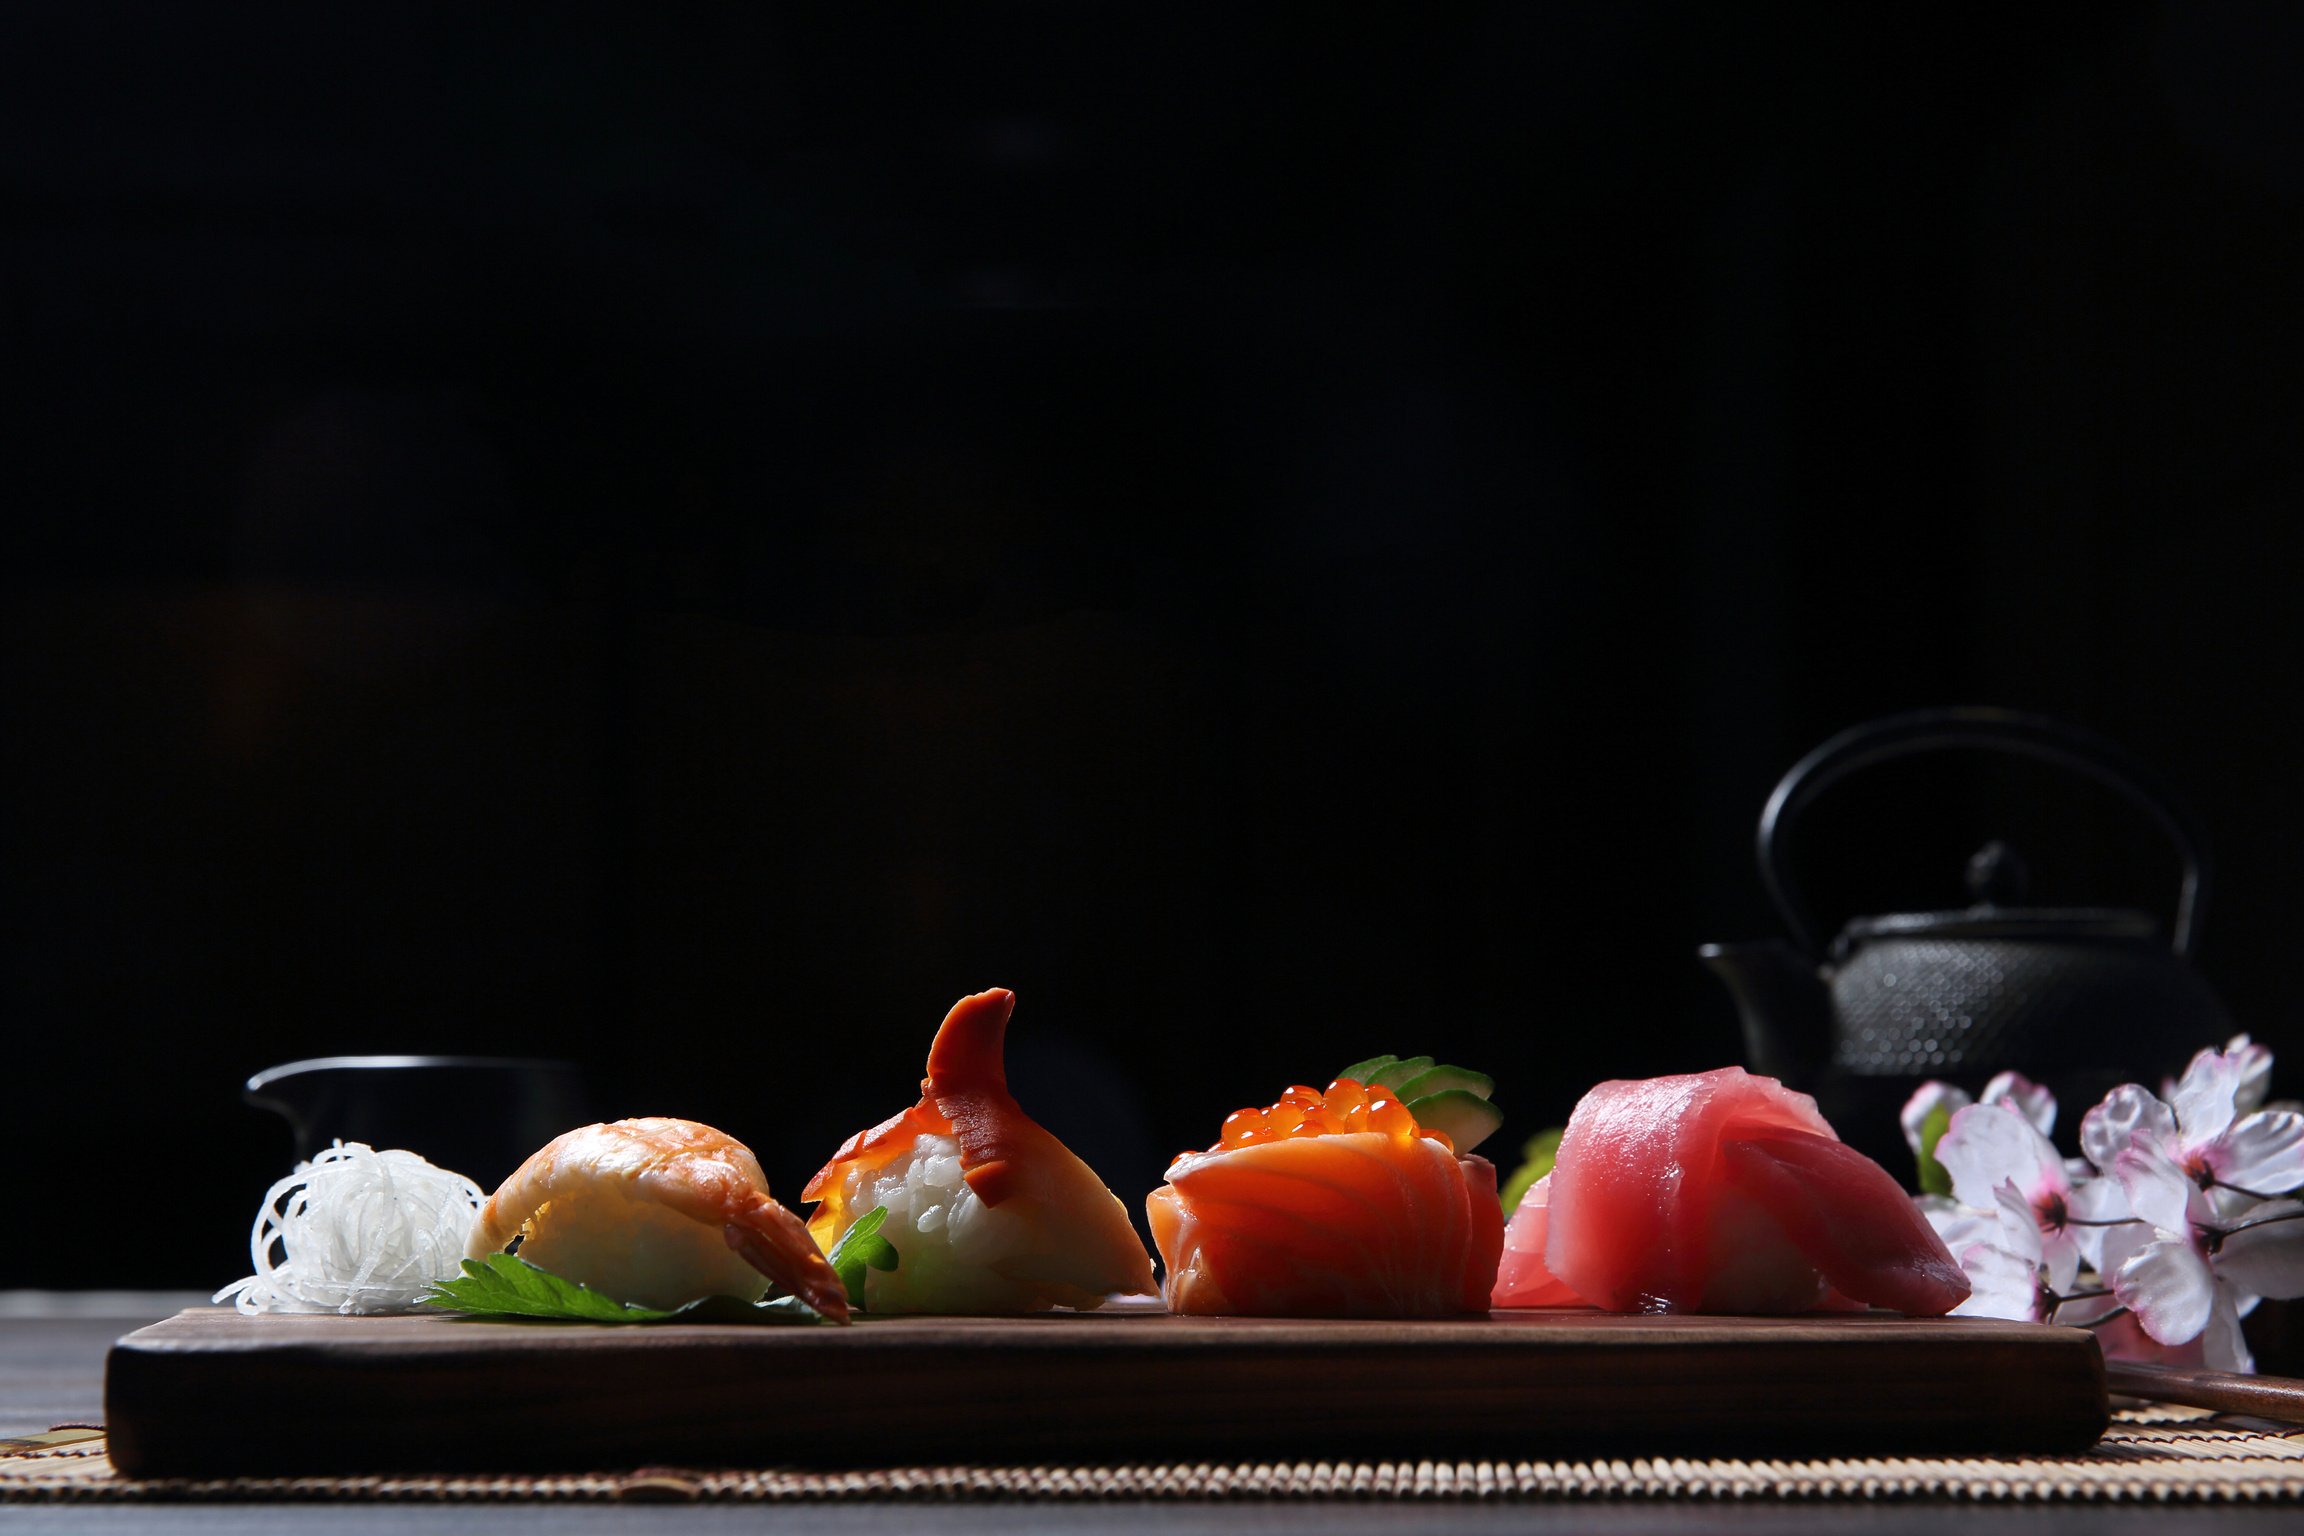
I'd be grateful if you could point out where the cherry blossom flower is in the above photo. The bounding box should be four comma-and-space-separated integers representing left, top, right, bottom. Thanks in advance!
2085, 1045, 2304, 1217
1928, 1177, 2120, 1326
1935, 1101, 2127, 1287
2108, 1137, 2304, 1372
1905, 1036, 2302, 1371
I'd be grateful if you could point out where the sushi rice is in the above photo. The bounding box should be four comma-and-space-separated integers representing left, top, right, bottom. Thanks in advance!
819, 1132, 1040, 1313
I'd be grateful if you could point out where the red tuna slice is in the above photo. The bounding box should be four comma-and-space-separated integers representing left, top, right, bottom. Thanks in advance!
1490, 1174, 1588, 1308
1540, 1067, 1967, 1316
1717, 1129, 1971, 1315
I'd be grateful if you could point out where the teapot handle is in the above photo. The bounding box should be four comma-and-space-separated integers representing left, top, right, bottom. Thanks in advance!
1758, 707, 2210, 959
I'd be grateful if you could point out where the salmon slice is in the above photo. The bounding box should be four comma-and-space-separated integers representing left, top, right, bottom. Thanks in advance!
1150, 1080, 1504, 1317
1503, 1066, 1968, 1316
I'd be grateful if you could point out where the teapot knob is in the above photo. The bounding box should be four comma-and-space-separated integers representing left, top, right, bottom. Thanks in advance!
1965, 840, 2030, 907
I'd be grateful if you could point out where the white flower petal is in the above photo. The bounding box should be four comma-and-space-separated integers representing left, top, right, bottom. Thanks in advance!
2172, 1047, 2241, 1147
2206, 1110, 2304, 1199
2039, 1227, 2083, 1295
1901, 1081, 1972, 1155
2114, 1232, 2215, 1347
2097, 1216, 2157, 1278
2227, 1035, 2273, 1115
2199, 1285, 2254, 1374
2082, 1085, 2176, 1172
1938, 1103, 2062, 1212
1950, 1242, 2042, 1322
1982, 1071, 2057, 1137
2114, 1140, 2200, 1235
1915, 1195, 2001, 1255
2215, 1200, 2304, 1301
1992, 1178, 2045, 1266
2065, 1175, 2132, 1272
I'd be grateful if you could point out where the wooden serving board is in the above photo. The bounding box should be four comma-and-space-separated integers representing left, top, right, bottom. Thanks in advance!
104, 1308, 2107, 1477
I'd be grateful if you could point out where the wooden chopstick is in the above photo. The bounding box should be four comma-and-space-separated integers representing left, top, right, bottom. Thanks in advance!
2103, 1360, 2304, 1425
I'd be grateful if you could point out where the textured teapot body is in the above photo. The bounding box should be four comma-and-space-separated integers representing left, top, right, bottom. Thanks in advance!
1827, 932, 2233, 1081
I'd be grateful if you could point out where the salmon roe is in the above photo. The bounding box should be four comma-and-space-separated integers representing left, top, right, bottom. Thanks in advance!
1204, 1078, 1455, 1155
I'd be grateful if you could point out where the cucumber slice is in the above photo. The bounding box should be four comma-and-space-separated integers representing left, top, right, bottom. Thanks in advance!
1367, 1055, 1434, 1090
1406, 1089, 1505, 1155
1336, 1054, 1398, 1085
1396, 1065, 1495, 1102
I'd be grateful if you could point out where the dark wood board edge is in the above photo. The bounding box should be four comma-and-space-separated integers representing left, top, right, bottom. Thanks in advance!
104, 1310, 2110, 1478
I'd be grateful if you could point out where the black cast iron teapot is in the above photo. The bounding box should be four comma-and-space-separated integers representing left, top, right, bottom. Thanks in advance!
1701, 708, 2232, 1158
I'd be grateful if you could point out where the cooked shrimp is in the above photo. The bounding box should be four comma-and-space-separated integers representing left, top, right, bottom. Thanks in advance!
470, 1117, 849, 1321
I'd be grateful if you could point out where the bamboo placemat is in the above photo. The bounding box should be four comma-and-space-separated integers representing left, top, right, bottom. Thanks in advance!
4, 1408, 2301, 1504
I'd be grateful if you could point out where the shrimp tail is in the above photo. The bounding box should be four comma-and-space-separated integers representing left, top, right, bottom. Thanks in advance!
724, 1195, 852, 1323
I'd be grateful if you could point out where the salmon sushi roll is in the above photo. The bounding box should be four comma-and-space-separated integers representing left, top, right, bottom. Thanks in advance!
1149, 1077, 1505, 1317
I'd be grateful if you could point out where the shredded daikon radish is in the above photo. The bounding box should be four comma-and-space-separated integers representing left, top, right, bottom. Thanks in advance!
213, 1141, 485, 1315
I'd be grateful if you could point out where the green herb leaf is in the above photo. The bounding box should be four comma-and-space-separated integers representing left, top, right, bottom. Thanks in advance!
1915, 1101, 1955, 1198
1499, 1126, 1565, 1215
826, 1205, 901, 1309
419, 1253, 821, 1325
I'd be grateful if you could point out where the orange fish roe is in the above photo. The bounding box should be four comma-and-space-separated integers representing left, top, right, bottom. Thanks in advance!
1205, 1079, 1456, 1155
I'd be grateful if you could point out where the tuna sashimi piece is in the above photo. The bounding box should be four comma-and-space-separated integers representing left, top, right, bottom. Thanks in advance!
1489, 1174, 1585, 1308
1497, 1067, 1968, 1316
1150, 1079, 1504, 1317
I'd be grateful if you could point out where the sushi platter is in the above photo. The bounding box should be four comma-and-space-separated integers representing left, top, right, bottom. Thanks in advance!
103, 1305, 2109, 1477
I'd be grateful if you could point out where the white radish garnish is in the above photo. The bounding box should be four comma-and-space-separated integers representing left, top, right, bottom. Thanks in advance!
213, 1141, 483, 1315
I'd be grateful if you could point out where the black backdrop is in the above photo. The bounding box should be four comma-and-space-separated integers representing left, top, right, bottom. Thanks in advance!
9, 2, 2304, 1287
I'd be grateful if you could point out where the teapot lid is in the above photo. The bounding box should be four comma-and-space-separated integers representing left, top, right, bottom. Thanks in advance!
1839, 906, 2162, 947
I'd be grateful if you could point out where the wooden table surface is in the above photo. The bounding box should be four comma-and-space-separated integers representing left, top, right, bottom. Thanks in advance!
5, 1293, 2298, 1535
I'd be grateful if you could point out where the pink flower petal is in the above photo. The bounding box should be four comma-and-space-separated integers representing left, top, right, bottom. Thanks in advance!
2093, 1308, 2206, 1368
1937, 1102, 2062, 1212
1981, 1071, 2057, 1138
2082, 1085, 2176, 1173
2206, 1110, 2304, 1199
2172, 1048, 2242, 1148
2215, 1200, 2304, 1301
1901, 1081, 1972, 1155
2113, 1232, 2215, 1347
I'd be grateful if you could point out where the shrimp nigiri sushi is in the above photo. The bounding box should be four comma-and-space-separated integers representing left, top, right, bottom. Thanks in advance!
803, 987, 1158, 1313
470, 1117, 849, 1320
1148, 1070, 1505, 1317
1491, 1067, 1969, 1316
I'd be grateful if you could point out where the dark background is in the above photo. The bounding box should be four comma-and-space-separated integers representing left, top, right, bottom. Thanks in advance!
8, 2, 2304, 1287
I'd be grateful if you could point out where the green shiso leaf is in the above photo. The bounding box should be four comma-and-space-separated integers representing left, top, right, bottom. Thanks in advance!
1915, 1101, 1955, 1198
1499, 1127, 1564, 1214
826, 1204, 901, 1310
419, 1252, 821, 1325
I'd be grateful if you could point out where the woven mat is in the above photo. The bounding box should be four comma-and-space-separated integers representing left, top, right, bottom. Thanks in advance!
5, 1409, 2301, 1504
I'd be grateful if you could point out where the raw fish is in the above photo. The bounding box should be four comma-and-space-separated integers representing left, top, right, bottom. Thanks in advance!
1493, 1067, 1968, 1316
1149, 1077, 1504, 1316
